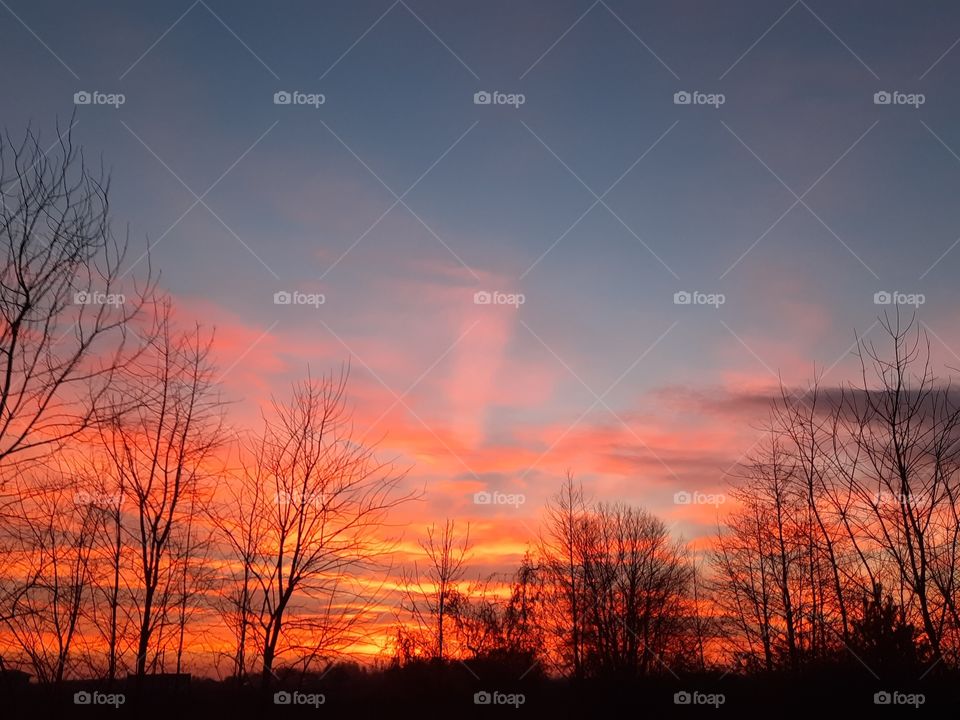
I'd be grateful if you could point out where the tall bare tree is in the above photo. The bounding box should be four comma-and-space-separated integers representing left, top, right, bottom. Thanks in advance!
208, 438, 266, 680
577, 502, 691, 677
538, 472, 586, 678
213, 369, 410, 686
838, 313, 960, 663
98, 303, 223, 677
400, 519, 471, 661
2, 457, 101, 683
714, 313, 960, 670
0, 119, 152, 468
538, 475, 693, 678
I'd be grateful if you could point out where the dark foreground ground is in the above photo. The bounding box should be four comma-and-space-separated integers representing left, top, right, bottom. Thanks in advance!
2, 662, 956, 718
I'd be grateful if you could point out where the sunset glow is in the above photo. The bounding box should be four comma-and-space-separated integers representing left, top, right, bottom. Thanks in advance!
3, 1, 960, 715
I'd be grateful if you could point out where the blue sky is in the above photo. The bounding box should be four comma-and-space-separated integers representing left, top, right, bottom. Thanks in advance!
5, 0, 960, 545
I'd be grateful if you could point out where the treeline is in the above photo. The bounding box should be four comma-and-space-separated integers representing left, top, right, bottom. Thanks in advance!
0, 123, 411, 684
713, 315, 960, 674
394, 481, 697, 680
1, 123, 957, 692
392, 315, 960, 685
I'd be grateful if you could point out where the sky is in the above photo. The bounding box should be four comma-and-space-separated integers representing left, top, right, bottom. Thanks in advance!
5, 0, 960, 572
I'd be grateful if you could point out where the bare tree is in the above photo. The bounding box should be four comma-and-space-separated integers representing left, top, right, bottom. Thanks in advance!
2, 458, 101, 683
838, 313, 960, 663
576, 503, 691, 677
400, 519, 471, 661
208, 439, 266, 680
538, 472, 587, 678
687, 548, 714, 671
0, 120, 153, 643
714, 313, 960, 670
97, 303, 223, 677
170, 491, 214, 674
770, 379, 855, 650
79, 448, 132, 681
214, 369, 411, 687
713, 433, 805, 670
538, 475, 692, 678
0, 119, 152, 468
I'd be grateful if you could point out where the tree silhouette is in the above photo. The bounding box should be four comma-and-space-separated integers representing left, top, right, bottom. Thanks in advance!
0, 118, 153, 468
850, 583, 928, 675
210, 369, 411, 687
98, 303, 224, 678
400, 519, 470, 661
